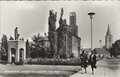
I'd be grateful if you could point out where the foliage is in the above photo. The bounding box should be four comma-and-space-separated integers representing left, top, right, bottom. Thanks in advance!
30, 33, 49, 58
1, 34, 8, 60
32, 33, 44, 47
26, 58, 81, 65
110, 40, 120, 57
0, 60, 8, 64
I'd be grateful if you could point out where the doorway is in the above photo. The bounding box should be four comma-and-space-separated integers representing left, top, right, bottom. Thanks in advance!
19, 48, 24, 62
11, 48, 16, 63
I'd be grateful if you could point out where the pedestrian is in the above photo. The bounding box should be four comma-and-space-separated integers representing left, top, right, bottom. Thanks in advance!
80, 50, 88, 74
88, 50, 97, 74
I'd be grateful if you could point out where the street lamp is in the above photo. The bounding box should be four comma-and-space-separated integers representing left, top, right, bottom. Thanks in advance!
88, 12, 95, 51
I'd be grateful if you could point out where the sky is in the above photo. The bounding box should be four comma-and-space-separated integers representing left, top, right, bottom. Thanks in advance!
1, 1, 120, 49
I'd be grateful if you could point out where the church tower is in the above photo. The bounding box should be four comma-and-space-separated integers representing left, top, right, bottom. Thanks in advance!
68, 12, 78, 35
70, 12, 76, 25
105, 24, 113, 50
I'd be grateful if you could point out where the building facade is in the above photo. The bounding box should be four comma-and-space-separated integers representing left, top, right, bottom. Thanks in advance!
48, 8, 81, 58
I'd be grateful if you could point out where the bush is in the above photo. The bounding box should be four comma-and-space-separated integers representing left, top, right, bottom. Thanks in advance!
26, 58, 81, 65
0, 60, 8, 64
14, 61, 24, 65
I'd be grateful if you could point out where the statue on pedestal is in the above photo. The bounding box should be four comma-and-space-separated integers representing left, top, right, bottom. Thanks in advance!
14, 27, 20, 40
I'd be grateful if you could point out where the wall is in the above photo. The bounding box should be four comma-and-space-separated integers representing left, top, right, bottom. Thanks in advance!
72, 36, 80, 58
66, 32, 72, 58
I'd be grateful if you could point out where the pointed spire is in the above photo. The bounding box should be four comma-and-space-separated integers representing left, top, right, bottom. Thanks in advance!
106, 24, 111, 35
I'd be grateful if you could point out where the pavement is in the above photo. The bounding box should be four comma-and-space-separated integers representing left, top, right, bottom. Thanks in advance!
70, 58, 120, 77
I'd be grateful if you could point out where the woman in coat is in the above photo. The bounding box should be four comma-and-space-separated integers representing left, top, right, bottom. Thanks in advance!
88, 51, 97, 74
80, 50, 88, 74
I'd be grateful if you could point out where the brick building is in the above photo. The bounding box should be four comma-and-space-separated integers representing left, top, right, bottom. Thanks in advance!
56, 12, 81, 58
48, 9, 81, 58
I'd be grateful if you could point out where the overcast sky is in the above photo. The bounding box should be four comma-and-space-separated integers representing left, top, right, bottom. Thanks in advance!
1, 1, 120, 49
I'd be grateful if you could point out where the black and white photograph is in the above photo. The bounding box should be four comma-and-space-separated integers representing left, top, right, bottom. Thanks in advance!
0, 0, 120, 77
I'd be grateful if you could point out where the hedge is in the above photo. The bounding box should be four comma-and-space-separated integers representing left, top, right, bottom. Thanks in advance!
26, 58, 81, 65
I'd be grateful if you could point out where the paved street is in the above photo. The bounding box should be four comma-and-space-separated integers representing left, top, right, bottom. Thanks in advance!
70, 58, 120, 77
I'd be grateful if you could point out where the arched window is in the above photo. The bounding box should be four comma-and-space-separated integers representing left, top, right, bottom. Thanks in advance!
11, 48, 16, 55
19, 48, 24, 62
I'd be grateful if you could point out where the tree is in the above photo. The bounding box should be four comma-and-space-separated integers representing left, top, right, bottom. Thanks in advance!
30, 33, 47, 58
1, 34, 8, 60
26, 39, 30, 58
110, 40, 120, 57
32, 33, 44, 48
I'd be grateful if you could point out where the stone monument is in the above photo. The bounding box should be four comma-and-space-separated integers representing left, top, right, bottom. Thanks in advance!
14, 27, 19, 40
8, 27, 26, 64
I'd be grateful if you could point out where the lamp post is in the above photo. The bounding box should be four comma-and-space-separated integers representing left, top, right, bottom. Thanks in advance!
88, 12, 95, 51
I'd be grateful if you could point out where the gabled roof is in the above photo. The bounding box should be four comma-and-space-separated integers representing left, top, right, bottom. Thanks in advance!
94, 48, 109, 54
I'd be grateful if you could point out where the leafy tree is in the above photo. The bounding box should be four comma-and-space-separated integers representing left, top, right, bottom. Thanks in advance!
32, 33, 44, 48
1, 34, 8, 60
110, 40, 120, 57
109, 47, 114, 57
30, 33, 47, 58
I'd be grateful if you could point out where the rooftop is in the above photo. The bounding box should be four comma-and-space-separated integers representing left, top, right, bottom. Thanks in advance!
94, 48, 109, 54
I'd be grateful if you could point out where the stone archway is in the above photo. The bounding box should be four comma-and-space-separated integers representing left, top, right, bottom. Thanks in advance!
8, 40, 26, 64
11, 48, 16, 63
19, 48, 24, 62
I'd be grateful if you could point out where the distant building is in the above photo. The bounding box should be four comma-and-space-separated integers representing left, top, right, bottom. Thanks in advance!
93, 48, 110, 58
105, 24, 113, 50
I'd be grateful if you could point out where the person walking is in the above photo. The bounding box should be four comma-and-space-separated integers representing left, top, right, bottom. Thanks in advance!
80, 50, 88, 74
88, 50, 97, 74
